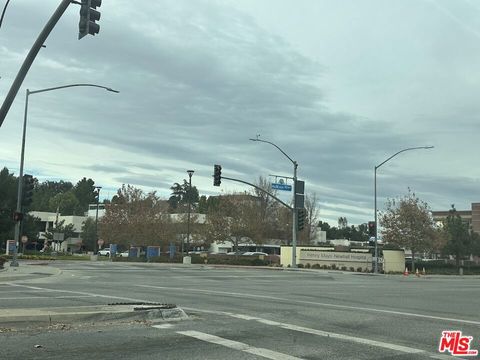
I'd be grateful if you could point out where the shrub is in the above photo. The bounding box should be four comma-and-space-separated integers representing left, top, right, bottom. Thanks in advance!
341, 266, 347, 271
312, 263, 321, 269
0, 256, 6, 269
322, 264, 328, 270
305, 263, 311, 269
331, 264, 337, 270
297, 263, 304, 268
349, 267, 355, 272
357, 267, 363, 272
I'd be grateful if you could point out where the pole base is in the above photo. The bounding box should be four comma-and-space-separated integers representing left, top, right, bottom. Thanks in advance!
10, 260, 19, 267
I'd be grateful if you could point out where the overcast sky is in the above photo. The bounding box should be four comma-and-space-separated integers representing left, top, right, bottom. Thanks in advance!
1, 0, 479, 225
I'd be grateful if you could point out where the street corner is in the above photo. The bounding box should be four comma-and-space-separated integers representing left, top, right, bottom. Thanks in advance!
0, 261, 62, 282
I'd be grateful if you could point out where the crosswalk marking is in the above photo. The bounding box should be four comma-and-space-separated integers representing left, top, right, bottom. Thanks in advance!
176, 330, 304, 360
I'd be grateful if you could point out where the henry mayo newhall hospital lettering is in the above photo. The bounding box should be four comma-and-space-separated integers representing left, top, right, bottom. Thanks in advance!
300, 250, 372, 269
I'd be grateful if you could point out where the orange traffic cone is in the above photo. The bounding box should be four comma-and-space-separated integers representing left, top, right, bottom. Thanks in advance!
415, 268, 420, 277
403, 267, 409, 276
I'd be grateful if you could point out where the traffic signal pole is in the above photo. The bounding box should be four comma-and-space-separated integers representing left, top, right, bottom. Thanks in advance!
292, 161, 298, 269
220, 176, 292, 211
0, 0, 72, 127
374, 166, 378, 274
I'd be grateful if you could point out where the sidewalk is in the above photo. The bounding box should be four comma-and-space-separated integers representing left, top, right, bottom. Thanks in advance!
0, 260, 61, 282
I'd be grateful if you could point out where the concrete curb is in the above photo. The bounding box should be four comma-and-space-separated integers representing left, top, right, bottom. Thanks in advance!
0, 305, 188, 326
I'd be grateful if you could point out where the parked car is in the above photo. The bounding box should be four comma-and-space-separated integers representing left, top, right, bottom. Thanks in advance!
242, 252, 268, 256
226, 251, 245, 255
98, 248, 110, 256
118, 250, 129, 257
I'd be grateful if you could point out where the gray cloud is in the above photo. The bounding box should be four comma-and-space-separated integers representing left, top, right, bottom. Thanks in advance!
1, 0, 479, 225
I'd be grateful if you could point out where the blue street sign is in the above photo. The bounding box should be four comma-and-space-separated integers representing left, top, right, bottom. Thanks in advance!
272, 183, 292, 191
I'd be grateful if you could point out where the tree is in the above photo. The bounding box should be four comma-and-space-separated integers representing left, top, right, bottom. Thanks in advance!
73, 177, 96, 215
168, 180, 199, 212
380, 190, 437, 272
338, 216, 348, 229
44, 219, 76, 252
31, 180, 73, 212
203, 194, 259, 251
81, 217, 97, 251
443, 205, 472, 269
48, 191, 80, 216
302, 192, 320, 244
250, 176, 279, 241
100, 184, 173, 249
0, 167, 17, 247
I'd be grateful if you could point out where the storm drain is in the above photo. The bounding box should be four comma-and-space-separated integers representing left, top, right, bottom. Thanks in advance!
107, 302, 177, 310
105, 302, 186, 321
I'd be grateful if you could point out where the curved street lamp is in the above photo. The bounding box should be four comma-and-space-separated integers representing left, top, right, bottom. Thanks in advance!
374, 146, 434, 273
11, 83, 119, 267
250, 137, 299, 268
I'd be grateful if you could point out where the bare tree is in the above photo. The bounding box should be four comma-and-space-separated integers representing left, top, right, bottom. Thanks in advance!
306, 192, 320, 242
203, 194, 260, 251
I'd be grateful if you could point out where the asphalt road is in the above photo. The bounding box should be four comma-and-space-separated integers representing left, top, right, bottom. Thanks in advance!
1, 260, 479, 359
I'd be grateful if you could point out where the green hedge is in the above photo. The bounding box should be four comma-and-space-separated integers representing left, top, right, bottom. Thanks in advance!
415, 260, 480, 275
3, 254, 91, 261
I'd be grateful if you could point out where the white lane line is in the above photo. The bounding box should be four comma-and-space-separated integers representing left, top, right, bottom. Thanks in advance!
182, 308, 461, 360
3, 283, 457, 359
137, 284, 480, 326
6, 283, 149, 303
152, 324, 173, 329
177, 330, 304, 360
0, 295, 94, 300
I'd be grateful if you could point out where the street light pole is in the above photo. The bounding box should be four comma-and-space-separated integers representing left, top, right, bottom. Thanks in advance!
373, 146, 434, 273
94, 186, 102, 254
186, 170, 194, 255
250, 137, 298, 268
10, 84, 118, 266
10, 90, 30, 267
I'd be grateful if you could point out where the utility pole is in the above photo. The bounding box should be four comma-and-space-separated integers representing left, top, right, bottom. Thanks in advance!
94, 186, 101, 254
186, 170, 194, 255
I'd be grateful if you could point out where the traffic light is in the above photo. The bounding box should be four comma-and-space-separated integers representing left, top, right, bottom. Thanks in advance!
13, 211, 24, 222
368, 221, 376, 237
297, 208, 306, 231
93, 188, 100, 202
78, 0, 102, 40
22, 174, 34, 207
213, 165, 222, 186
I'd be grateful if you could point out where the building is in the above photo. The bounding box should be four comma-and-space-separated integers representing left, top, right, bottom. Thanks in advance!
432, 202, 480, 234
87, 203, 106, 218
28, 211, 87, 252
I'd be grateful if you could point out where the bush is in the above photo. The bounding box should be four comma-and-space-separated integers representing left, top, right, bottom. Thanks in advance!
322, 264, 328, 270
0, 256, 6, 269
297, 263, 304, 268
340, 266, 347, 271
312, 263, 321, 269
357, 267, 363, 272
415, 260, 480, 275
349, 267, 355, 272
305, 263, 311, 269
331, 264, 337, 270
199, 254, 268, 266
